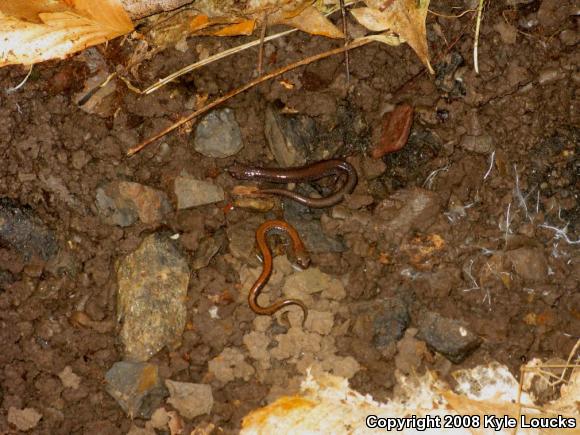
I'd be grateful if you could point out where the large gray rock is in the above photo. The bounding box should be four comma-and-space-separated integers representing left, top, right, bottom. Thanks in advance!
117, 234, 190, 361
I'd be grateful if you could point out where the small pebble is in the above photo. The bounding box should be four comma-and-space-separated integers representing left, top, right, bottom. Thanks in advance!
417, 311, 482, 363
174, 176, 225, 209
165, 380, 213, 420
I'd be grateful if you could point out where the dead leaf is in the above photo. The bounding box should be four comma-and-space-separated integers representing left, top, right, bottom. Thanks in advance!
210, 19, 256, 36
190, 14, 211, 32
353, 0, 433, 73
272, 5, 343, 39
0, 0, 133, 67
371, 103, 414, 158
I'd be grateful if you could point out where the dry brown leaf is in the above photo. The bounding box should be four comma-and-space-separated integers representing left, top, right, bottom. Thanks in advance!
272, 5, 343, 39
353, 0, 433, 73
0, 0, 133, 67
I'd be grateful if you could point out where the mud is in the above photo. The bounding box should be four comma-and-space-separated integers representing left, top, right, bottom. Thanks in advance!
0, 1, 578, 433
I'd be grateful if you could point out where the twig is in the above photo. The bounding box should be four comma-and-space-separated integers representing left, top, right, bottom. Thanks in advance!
127, 38, 371, 156
339, 0, 350, 84
5, 65, 34, 94
257, 12, 268, 76
429, 8, 477, 19
474, 0, 485, 74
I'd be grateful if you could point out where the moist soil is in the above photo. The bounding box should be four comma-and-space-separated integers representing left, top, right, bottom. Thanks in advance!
0, 1, 578, 434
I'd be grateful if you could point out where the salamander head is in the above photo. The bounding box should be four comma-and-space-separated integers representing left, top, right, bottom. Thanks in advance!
226, 163, 250, 180
293, 250, 311, 270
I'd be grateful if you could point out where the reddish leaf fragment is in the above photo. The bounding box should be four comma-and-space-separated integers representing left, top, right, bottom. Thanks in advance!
371, 103, 414, 159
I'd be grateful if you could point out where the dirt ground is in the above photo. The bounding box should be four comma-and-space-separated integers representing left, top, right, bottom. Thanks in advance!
0, 0, 578, 433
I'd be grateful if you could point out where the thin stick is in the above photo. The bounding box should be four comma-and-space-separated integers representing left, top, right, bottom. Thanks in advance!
257, 12, 268, 76
429, 8, 477, 19
127, 38, 371, 156
474, 0, 485, 74
555, 339, 580, 386
339, 0, 350, 84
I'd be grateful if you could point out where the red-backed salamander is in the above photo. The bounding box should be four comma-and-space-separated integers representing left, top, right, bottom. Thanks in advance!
227, 159, 358, 208
249, 220, 310, 322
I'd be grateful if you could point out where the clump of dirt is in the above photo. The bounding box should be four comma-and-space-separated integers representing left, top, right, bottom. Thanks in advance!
0, 1, 578, 433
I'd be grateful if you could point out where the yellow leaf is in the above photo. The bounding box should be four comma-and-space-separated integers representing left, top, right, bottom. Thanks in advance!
272, 5, 343, 39
0, 0, 134, 67
353, 0, 433, 73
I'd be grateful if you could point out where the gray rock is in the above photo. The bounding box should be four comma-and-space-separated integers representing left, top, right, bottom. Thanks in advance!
193, 108, 243, 158
460, 134, 494, 154
264, 105, 318, 167
117, 234, 190, 361
284, 216, 345, 254
417, 312, 482, 363
351, 298, 410, 348
105, 361, 167, 418
372, 188, 442, 244
96, 181, 172, 227
165, 380, 213, 419
96, 187, 136, 227
174, 176, 225, 209
192, 232, 225, 270
226, 216, 263, 266
506, 247, 548, 283
0, 198, 58, 261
